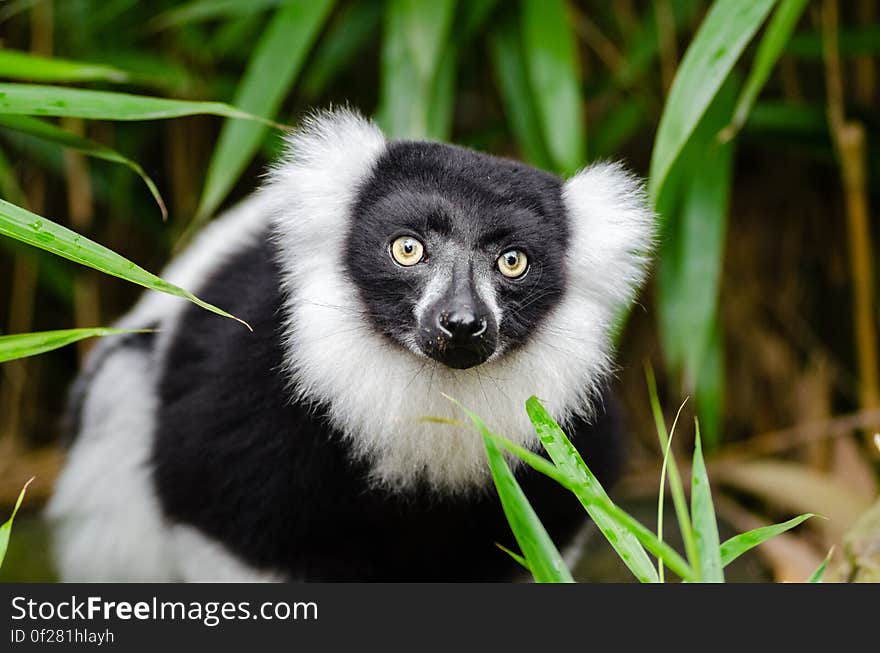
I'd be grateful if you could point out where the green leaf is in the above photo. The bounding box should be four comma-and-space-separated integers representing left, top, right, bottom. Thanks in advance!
488, 19, 553, 170
495, 543, 531, 572
807, 548, 833, 583
377, 0, 457, 139
301, 1, 384, 99
0, 83, 278, 125
524, 397, 672, 583
483, 406, 693, 581
448, 397, 573, 582
0, 328, 148, 363
648, 0, 777, 205
719, 514, 816, 567
484, 436, 574, 582
0, 114, 167, 219
151, 0, 287, 30
656, 79, 736, 450
195, 0, 334, 221
720, 0, 810, 143
645, 364, 699, 579
520, 0, 584, 175
0, 49, 131, 84
690, 421, 724, 582
0, 199, 250, 329
0, 478, 32, 569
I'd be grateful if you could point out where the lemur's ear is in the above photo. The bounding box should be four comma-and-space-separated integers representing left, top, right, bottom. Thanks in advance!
265, 108, 386, 251
267, 108, 385, 194
561, 162, 657, 310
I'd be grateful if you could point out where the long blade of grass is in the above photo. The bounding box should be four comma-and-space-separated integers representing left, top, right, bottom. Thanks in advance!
0, 328, 148, 363
720, 0, 810, 142
0, 114, 167, 219
0, 478, 33, 569
483, 436, 574, 582
0, 83, 278, 125
488, 19, 553, 170
195, 0, 334, 222
648, 0, 777, 205
657, 397, 689, 582
524, 397, 668, 583
447, 397, 572, 582
645, 364, 699, 579
0, 49, 131, 83
520, 0, 584, 175
719, 513, 816, 567
477, 415, 691, 581
690, 420, 724, 582
151, 0, 287, 31
377, 0, 457, 139
807, 548, 833, 583
0, 199, 249, 329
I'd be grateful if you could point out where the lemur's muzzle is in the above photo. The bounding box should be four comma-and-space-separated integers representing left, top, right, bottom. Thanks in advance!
419, 271, 497, 369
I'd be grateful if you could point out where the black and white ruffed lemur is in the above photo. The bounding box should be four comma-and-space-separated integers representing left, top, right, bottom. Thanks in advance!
46, 109, 655, 581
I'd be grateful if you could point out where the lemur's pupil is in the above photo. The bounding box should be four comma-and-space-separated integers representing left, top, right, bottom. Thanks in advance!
404, 244, 413, 253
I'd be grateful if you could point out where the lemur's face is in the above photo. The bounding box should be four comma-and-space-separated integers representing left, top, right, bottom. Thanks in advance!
345, 142, 569, 369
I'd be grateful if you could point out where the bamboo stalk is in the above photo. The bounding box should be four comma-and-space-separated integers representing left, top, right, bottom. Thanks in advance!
822, 0, 880, 447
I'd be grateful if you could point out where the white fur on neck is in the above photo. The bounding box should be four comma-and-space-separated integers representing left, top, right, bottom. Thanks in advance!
266, 109, 655, 494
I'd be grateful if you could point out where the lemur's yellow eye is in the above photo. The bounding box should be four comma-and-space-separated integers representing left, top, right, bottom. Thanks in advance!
497, 249, 528, 279
391, 236, 424, 266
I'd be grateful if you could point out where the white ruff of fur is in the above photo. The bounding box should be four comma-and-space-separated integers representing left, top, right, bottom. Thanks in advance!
266, 110, 655, 494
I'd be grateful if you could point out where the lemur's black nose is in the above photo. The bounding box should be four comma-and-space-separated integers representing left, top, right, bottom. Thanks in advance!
438, 309, 487, 341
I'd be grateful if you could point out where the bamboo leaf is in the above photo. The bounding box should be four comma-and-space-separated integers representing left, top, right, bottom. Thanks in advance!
0, 478, 32, 569
0, 49, 131, 83
648, 0, 777, 205
807, 548, 833, 583
520, 0, 584, 175
0, 199, 249, 329
720, 0, 810, 142
377, 0, 457, 139
0, 328, 148, 363
151, 0, 287, 30
690, 421, 724, 582
719, 514, 816, 567
195, 0, 334, 222
447, 396, 573, 582
656, 78, 736, 451
0, 114, 166, 219
524, 397, 678, 583
0, 83, 278, 125
495, 543, 531, 573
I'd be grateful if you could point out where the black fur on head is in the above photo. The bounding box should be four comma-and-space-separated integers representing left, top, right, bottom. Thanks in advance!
346, 141, 569, 369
